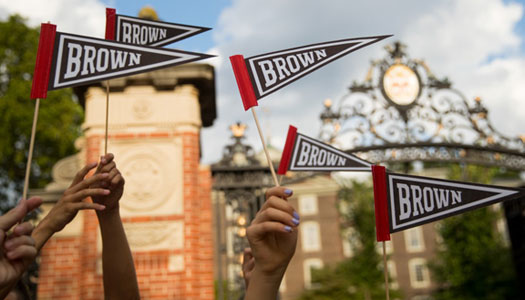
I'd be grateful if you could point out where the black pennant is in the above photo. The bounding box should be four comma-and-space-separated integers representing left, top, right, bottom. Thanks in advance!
387, 173, 525, 232
114, 14, 210, 47
278, 125, 372, 174
245, 35, 391, 100
48, 32, 214, 90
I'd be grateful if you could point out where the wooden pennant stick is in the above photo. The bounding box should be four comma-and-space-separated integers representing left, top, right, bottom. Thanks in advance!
383, 241, 390, 300
22, 98, 41, 201
251, 108, 279, 187
371, 165, 391, 300
104, 80, 110, 155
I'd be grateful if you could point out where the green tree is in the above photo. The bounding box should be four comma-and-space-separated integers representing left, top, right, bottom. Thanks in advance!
0, 15, 83, 210
431, 165, 519, 300
299, 180, 400, 300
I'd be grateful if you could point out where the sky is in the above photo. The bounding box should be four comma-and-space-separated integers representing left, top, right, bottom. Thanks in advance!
1, 0, 525, 165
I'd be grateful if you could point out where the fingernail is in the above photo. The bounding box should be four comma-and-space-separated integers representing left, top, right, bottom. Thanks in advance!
293, 211, 300, 220
103, 190, 110, 195
97, 205, 106, 210
284, 226, 292, 232
292, 218, 300, 226
284, 189, 293, 196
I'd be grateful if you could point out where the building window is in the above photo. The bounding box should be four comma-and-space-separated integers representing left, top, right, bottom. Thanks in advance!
387, 261, 399, 289
408, 258, 430, 288
341, 228, 357, 257
298, 194, 318, 215
303, 258, 323, 289
405, 227, 425, 252
301, 221, 321, 252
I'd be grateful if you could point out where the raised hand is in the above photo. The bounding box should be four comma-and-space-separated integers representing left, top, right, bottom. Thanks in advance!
247, 187, 299, 275
91, 153, 124, 214
32, 161, 109, 251
245, 187, 299, 300
0, 197, 42, 298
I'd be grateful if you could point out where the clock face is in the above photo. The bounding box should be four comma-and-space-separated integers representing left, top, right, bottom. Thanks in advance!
382, 64, 420, 106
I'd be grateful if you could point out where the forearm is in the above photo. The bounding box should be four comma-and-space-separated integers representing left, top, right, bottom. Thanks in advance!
245, 267, 285, 300
97, 210, 139, 300
31, 218, 56, 251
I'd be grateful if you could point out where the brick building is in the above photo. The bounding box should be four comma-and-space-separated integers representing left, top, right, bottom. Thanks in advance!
268, 170, 440, 300
211, 131, 443, 300
32, 63, 216, 300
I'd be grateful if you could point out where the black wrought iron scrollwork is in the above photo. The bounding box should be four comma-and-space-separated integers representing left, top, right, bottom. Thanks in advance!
320, 42, 525, 170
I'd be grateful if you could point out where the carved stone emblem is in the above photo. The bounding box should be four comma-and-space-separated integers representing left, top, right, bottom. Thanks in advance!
133, 99, 153, 120
119, 151, 171, 211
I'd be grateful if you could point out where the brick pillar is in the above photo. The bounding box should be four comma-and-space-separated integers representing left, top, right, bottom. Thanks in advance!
37, 237, 82, 299
37, 70, 216, 300
197, 165, 214, 299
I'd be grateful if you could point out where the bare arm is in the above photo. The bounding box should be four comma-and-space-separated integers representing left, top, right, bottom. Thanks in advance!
93, 153, 140, 300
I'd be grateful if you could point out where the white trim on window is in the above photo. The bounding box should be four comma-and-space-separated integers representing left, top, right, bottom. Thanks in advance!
408, 258, 430, 288
387, 260, 399, 289
298, 194, 318, 215
303, 258, 323, 289
301, 221, 322, 252
404, 227, 425, 252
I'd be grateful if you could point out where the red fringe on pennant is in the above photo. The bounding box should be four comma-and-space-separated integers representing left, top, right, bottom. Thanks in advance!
229, 55, 258, 111
30, 23, 56, 100
105, 8, 116, 40
277, 125, 297, 175
372, 165, 391, 241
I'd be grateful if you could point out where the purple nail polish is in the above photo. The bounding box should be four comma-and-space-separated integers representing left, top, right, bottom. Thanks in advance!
284, 189, 293, 196
293, 211, 300, 220
284, 225, 292, 232
292, 218, 300, 226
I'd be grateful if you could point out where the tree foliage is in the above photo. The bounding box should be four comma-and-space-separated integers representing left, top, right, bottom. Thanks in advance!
430, 164, 519, 300
299, 180, 400, 300
0, 15, 83, 210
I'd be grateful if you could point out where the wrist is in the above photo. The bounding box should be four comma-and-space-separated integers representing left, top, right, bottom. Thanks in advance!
252, 265, 287, 283
246, 267, 286, 300
96, 207, 123, 231
32, 220, 56, 251
96, 205, 120, 219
